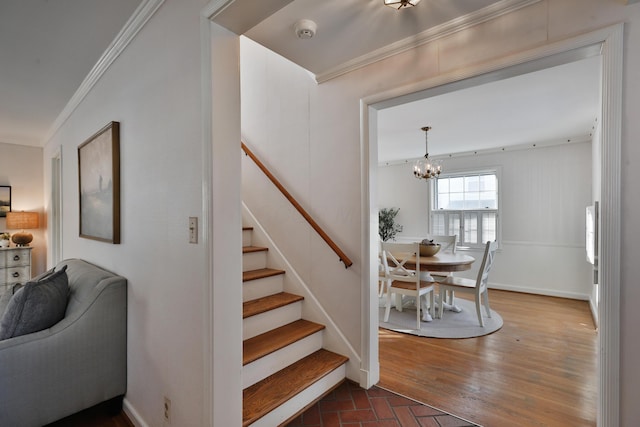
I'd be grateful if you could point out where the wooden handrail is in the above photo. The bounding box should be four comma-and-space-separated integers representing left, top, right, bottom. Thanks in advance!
241, 142, 353, 268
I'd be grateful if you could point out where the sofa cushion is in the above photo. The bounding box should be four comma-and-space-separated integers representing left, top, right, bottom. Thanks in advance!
31, 266, 56, 282
0, 290, 10, 316
0, 267, 55, 316
0, 265, 70, 340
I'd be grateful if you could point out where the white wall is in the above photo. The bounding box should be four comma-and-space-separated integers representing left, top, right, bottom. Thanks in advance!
42, 0, 208, 426
379, 142, 593, 299
241, 36, 367, 361
239, 0, 640, 424
0, 142, 46, 276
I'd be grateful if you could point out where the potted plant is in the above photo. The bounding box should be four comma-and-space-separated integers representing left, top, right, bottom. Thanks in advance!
379, 208, 403, 242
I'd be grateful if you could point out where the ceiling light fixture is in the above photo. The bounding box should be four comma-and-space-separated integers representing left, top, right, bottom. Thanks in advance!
414, 126, 442, 181
384, 0, 421, 10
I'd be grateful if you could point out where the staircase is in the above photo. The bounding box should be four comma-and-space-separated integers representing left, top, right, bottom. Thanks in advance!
242, 226, 349, 426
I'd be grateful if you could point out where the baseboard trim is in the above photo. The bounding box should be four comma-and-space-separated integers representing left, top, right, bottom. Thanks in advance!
589, 297, 599, 329
489, 282, 590, 301
123, 398, 149, 427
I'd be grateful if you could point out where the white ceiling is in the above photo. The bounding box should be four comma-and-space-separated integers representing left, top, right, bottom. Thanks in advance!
377, 55, 602, 164
0, 0, 142, 147
0, 0, 601, 155
242, 0, 499, 77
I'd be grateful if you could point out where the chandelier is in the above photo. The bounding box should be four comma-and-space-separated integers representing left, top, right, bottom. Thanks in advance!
414, 126, 442, 180
384, 0, 421, 10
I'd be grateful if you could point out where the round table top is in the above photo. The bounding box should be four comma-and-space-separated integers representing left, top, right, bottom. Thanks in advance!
396, 252, 475, 272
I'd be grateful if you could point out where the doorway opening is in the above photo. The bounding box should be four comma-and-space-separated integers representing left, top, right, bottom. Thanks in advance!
363, 25, 622, 427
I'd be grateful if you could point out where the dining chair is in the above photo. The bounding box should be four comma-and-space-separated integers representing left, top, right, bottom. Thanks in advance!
378, 254, 391, 297
377, 239, 391, 297
437, 240, 498, 327
429, 234, 457, 254
381, 241, 435, 328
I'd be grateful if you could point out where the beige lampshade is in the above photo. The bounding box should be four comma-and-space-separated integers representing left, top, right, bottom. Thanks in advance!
6, 211, 39, 229
6, 211, 39, 246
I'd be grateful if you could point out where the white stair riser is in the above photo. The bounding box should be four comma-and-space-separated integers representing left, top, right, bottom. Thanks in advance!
243, 275, 284, 302
242, 229, 253, 247
243, 331, 324, 389
248, 365, 346, 427
243, 302, 302, 340
243, 251, 267, 272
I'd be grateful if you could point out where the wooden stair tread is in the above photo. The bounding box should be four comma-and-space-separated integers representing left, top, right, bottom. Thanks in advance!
242, 349, 348, 426
243, 319, 325, 365
243, 245, 268, 254
243, 292, 303, 319
243, 268, 285, 282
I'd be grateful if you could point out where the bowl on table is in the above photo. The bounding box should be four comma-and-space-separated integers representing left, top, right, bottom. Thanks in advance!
419, 243, 441, 257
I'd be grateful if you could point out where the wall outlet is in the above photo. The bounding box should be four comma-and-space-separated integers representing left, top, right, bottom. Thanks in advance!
163, 396, 171, 424
189, 217, 198, 244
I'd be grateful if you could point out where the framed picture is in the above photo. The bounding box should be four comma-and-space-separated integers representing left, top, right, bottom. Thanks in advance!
78, 121, 120, 243
0, 186, 10, 218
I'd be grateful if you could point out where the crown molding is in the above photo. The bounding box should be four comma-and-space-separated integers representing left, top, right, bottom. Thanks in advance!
43, 0, 165, 144
315, 0, 542, 83
378, 134, 593, 167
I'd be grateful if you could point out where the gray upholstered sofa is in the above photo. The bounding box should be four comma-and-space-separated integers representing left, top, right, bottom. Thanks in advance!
0, 258, 127, 427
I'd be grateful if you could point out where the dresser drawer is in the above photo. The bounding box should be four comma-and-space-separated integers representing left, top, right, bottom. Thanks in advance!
0, 247, 32, 287
3, 266, 30, 286
1, 248, 31, 267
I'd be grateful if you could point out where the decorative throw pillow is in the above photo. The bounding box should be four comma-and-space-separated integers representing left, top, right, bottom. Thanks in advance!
31, 266, 56, 283
0, 283, 25, 318
0, 265, 69, 340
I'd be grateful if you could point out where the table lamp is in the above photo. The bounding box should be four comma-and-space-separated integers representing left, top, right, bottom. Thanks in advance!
6, 211, 39, 246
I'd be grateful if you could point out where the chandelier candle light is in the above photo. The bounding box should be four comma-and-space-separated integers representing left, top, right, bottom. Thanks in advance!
414, 126, 442, 181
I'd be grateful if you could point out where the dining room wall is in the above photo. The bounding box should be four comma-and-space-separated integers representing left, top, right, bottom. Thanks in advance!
378, 140, 593, 300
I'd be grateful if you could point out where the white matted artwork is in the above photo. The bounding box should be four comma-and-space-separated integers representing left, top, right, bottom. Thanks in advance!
78, 121, 120, 244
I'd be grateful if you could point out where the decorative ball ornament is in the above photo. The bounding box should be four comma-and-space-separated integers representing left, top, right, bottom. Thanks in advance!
11, 231, 33, 247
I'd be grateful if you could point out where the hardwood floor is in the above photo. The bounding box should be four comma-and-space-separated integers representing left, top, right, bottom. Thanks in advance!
378, 289, 597, 427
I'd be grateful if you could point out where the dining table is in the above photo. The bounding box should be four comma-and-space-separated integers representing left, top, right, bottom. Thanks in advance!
387, 251, 475, 317
400, 252, 475, 273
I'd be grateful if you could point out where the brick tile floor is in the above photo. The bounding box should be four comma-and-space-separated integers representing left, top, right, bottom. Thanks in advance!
286, 380, 479, 427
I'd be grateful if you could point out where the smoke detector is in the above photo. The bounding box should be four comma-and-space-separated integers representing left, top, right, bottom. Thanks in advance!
294, 19, 317, 39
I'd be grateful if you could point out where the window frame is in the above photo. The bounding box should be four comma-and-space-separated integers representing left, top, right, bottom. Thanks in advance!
428, 167, 502, 250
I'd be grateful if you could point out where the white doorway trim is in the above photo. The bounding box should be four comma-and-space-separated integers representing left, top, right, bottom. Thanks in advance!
201, 1, 244, 426
50, 148, 63, 266
361, 24, 622, 426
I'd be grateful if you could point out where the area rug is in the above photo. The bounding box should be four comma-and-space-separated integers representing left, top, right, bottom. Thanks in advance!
379, 298, 503, 338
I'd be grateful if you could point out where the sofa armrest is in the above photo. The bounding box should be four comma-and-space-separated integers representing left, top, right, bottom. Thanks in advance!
0, 275, 127, 427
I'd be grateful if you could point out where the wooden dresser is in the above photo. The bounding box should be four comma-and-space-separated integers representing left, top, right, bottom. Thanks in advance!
0, 247, 32, 294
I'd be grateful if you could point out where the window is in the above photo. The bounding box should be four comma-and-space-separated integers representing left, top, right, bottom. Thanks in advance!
431, 171, 499, 248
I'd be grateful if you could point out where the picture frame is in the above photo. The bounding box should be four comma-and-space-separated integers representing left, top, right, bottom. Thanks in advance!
0, 186, 10, 218
78, 121, 120, 243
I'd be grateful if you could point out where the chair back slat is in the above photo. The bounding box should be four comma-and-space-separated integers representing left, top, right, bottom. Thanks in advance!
475, 240, 499, 293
